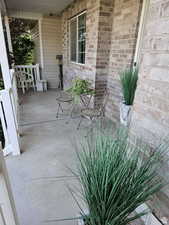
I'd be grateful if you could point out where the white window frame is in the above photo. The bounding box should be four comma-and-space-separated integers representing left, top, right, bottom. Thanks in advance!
69, 11, 86, 65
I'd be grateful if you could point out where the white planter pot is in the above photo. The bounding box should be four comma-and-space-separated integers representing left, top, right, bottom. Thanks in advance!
120, 102, 132, 126
77, 210, 89, 225
78, 217, 85, 225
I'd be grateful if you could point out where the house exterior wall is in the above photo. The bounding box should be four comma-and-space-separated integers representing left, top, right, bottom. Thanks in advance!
94, 0, 113, 107
41, 16, 62, 89
131, 0, 169, 146
62, 0, 99, 87
106, 0, 142, 123
61, 0, 142, 118
61, 0, 113, 105
130, 0, 169, 221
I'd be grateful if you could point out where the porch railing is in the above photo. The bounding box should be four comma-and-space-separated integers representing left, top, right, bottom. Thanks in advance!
14, 64, 47, 92
14, 64, 41, 87
0, 69, 20, 156
0, 88, 20, 156
10, 69, 18, 124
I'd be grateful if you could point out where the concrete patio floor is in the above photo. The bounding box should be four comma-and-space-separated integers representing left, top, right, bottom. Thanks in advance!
5, 90, 89, 225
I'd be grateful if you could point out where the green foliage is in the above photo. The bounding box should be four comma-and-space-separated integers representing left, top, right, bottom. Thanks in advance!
12, 34, 35, 65
9, 18, 36, 38
68, 78, 94, 96
73, 129, 168, 225
120, 68, 138, 105
9, 18, 36, 65
67, 78, 94, 103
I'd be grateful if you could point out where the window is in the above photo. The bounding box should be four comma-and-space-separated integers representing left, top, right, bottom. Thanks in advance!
70, 12, 86, 64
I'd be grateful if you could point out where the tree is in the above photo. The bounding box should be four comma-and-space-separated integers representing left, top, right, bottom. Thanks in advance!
12, 34, 35, 65
9, 18, 36, 65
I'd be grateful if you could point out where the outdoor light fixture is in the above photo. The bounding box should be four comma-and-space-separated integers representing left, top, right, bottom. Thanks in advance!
56, 55, 63, 90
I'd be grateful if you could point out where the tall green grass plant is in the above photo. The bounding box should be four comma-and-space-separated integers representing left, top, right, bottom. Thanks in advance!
120, 68, 138, 105
74, 129, 168, 225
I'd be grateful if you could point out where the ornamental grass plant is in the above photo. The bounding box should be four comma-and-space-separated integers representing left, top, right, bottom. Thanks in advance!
73, 129, 168, 225
120, 68, 138, 105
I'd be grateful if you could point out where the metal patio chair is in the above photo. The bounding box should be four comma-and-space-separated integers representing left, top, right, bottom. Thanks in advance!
77, 91, 109, 130
56, 91, 74, 118
55, 74, 75, 118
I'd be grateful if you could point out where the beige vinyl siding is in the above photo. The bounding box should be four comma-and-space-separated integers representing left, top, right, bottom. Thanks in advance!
41, 16, 62, 89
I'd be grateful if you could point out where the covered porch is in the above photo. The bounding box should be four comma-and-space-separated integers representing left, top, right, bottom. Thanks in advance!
0, 0, 169, 224
6, 90, 91, 225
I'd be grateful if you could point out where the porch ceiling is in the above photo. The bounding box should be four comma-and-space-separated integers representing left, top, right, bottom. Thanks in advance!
5, 0, 73, 16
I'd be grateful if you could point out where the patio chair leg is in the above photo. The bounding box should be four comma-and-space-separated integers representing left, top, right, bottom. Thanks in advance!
56, 102, 61, 118
66, 104, 74, 124
84, 117, 94, 137
60, 103, 64, 113
77, 116, 83, 130
21, 84, 25, 94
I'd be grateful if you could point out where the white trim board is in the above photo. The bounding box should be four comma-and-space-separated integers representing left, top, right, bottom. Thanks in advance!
0, 0, 6, 14
8, 10, 43, 20
38, 19, 44, 69
134, 0, 150, 66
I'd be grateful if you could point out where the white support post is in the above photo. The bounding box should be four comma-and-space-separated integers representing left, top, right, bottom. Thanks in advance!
36, 64, 40, 80
38, 19, 44, 69
10, 69, 18, 125
134, 0, 150, 66
0, 11, 12, 89
0, 149, 19, 225
4, 16, 13, 53
1, 90, 20, 156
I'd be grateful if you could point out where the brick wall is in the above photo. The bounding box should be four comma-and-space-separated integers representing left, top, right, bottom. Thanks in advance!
106, 0, 142, 123
61, 0, 113, 106
62, 0, 99, 86
61, 0, 142, 120
130, 0, 169, 221
131, 0, 169, 145
95, 0, 113, 107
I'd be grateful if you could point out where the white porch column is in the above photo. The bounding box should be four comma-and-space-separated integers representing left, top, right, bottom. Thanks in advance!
4, 15, 13, 53
0, 11, 11, 89
38, 19, 44, 69
0, 149, 19, 225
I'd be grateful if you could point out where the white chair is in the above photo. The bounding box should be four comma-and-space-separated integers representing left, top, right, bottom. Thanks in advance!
16, 71, 36, 94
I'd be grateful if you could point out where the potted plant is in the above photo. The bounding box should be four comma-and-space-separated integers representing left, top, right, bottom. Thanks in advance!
71, 129, 167, 225
119, 68, 138, 126
67, 78, 94, 103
